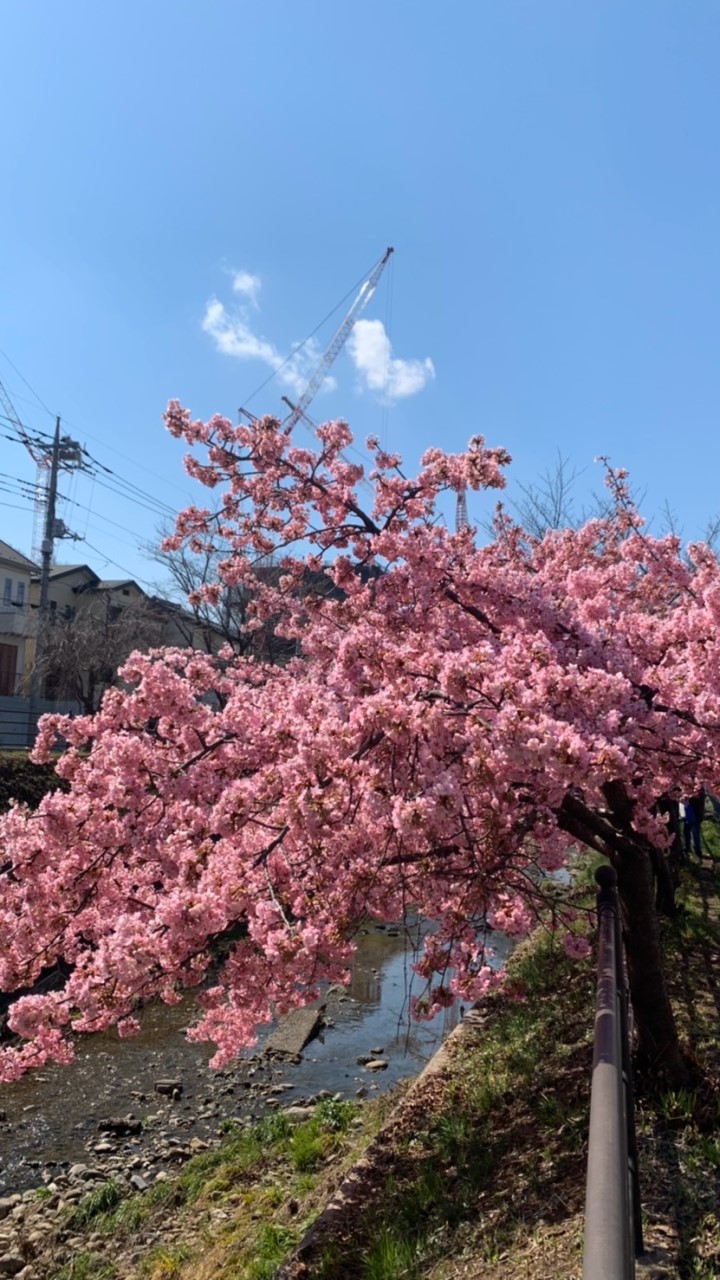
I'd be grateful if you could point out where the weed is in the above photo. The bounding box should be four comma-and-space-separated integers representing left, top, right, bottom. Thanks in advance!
65, 1179, 123, 1229
140, 1242, 192, 1279
361, 1226, 419, 1279
217, 1117, 241, 1135
246, 1224, 296, 1279
99, 1195, 148, 1235
535, 1090, 568, 1130
315, 1097, 357, 1132
255, 1109, 292, 1145
658, 1087, 696, 1124
695, 1136, 720, 1169
289, 1124, 328, 1172
52, 1253, 116, 1280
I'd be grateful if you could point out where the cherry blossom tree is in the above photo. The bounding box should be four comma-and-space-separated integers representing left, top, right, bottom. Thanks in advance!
1, 405, 717, 1087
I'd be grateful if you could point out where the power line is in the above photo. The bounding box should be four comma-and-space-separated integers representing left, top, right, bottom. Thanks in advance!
81, 540, 160, 591
0, 346, 55, 418
86, 471, 178, 520
0, 348, 193, 506
59, 415, 201, 502
56, 486, 167, 543
2, 415, 178, 521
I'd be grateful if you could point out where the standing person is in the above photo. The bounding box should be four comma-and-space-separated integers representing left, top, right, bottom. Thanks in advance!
683, 788, 705, 858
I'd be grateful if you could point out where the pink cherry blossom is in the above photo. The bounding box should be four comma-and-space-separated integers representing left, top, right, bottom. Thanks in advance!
0, 408, 714, 1082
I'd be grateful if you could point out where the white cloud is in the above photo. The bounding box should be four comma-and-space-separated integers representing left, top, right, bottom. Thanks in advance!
231, 270, 262, 306
202, 298, 278, 365
202, 285, 336, 401
347, 319, 435, 400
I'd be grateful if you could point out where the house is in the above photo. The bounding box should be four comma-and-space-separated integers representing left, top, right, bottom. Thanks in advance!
0, 540, 38, 696
26, 564, 231, 710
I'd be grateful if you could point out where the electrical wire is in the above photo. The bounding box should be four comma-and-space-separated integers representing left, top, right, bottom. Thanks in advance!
240, 251, 390, 410
81, 540, 160, 591
0, 346, 55, 418
59, 416, 202, 502
2, 415, 179, 522
56, 486, 165, 541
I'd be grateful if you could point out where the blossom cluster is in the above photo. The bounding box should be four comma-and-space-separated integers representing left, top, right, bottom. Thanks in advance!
0, 408, 718, 1079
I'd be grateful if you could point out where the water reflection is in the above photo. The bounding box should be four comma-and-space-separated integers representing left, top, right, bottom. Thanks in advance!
0, 920, 510, 1194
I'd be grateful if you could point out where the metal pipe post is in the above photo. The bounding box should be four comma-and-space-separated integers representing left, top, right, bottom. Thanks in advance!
582, 864, 634, 1280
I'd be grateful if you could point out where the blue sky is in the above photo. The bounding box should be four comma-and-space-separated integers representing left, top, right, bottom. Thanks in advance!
1, 1, 719, 591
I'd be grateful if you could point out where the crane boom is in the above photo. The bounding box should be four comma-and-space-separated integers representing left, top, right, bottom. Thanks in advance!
0, 379, 47, 464
284, 246, 393, 431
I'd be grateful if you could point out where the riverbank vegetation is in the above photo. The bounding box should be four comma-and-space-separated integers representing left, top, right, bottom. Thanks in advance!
38, 852, 719, 1280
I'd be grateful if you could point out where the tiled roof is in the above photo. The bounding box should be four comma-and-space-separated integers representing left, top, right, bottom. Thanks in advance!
0, 539, 38, 572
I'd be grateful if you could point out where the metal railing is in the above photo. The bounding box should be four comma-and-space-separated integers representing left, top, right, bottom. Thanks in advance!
582, 864, 643, 1279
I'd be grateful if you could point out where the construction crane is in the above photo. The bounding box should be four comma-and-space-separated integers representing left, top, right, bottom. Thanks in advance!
282, 246, 393, 431
455, 489, 470, 533
0, 378, 83, 561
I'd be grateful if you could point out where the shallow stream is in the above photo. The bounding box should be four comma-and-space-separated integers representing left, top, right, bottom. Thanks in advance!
0, 923, 510, 1195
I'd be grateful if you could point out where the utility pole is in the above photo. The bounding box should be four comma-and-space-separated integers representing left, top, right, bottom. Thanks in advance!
29, 417, 82, 705
30, 418, 61, 702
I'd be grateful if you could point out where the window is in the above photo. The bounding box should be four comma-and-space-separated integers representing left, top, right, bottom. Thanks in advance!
16, 583, 25, 607
3, 579, 11, 605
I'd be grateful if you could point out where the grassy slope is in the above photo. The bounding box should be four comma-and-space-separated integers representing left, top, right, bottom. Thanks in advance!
47, 849, 720, 1280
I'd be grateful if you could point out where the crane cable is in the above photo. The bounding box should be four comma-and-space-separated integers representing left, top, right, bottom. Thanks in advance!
239, 252, 392, 412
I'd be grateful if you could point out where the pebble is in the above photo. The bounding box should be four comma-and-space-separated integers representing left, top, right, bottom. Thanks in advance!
0, 1256, 24, 1277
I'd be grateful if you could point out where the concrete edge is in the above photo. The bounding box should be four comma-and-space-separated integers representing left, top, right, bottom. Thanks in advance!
274, 1003, 493, 1278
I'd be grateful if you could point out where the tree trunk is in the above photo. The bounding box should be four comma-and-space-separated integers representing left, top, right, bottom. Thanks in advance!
614, 843, 690, 1088
649, 845, 678, 917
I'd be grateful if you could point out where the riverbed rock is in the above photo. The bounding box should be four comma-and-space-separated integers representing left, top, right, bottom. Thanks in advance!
261, 1007, 323, 1060
154, 1079, 183, 1097
365, 1059, 388, 1071
283, 1106, 316, 1120
0, 1255, 25, 1277
98, 1116, 142, 1137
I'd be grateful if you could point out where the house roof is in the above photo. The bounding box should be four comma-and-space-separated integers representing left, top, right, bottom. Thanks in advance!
97, 579, 144, 593
0, 539, 38, 572
31, 564, 101, 585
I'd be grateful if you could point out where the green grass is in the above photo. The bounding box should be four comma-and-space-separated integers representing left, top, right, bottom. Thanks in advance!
245, 1225, 297, 1279
306, 926, 596, 1278
52, 1254, 116, 1280
65, 1179, 123, 1229
140, 1243, 193, 1278
632, 854, 720, 1280
63, 1095, 383, 1280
